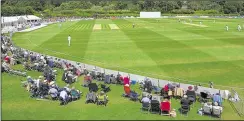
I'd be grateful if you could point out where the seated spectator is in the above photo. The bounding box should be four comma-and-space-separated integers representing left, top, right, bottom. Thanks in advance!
4, 55, 10, 64
124, 84, 130, 96
174, 85, 184, 99
97, 91, 108, 106
141, 95, 151, 104
212, 102, 223, 117
203, 102, 213, 115
83, 73, 92, 86
213, 93, 222, 106
86, 90, 96, 103
123, 76, 130, 85
2, 60, 10, 71
160, 98, 171, 115
185, 86, 196, 104
164, 84, 169, 92
70, 87, 81, 101
180, 95, 190, 108
142, 91, 150, 98
64, 84, 71, 92
150, 97, 160, 113
48, 87, 58, 100
59, 89, 71, 105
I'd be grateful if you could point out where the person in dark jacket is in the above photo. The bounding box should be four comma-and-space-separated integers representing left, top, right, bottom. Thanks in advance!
181, 95, 190, 108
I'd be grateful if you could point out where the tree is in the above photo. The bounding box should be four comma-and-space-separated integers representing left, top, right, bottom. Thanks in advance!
115, 1, 128, 10
143, 0, 155, 11
25, 6, 35, 15
1, 6, 14, 16
224, 4, 237, 14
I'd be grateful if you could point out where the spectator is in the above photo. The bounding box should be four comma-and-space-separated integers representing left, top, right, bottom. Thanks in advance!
141, 95, 151, 104
59, 89, 69, 105
181, 95, 190, 106
213, 93, 222, 106
212, 102, 223, 113
185, 86, 196, 104
160, 98, 171, 114
48, 87, 58, 100
203, 102, 213, 114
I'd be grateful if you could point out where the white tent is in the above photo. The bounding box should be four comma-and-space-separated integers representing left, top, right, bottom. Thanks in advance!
1, 15, 41, 27
20, 15, 41, 22
1, 16, 27, 27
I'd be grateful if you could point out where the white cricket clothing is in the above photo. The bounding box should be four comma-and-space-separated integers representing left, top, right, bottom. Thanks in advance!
226, 26, 229, 31
238, 25, 241, 31
68, 36, 71, 46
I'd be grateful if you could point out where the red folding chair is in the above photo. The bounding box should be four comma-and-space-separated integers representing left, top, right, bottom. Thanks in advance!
160, 101, 171, 116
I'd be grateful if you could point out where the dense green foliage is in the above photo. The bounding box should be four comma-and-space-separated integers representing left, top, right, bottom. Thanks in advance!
1, 0, 244, 17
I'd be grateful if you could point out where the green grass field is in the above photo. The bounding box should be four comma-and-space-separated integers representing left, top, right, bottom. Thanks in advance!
3, 18, 244, 120
12, 18, 244, 88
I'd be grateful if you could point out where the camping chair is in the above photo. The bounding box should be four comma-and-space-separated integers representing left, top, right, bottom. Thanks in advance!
160, 101, 171, 115
180, 104, 190, 116
129, 91, 139, 101
141, 102, 150, 114
88, 83, 98, 92
212, 107, 222, 118
97, 94, 108, 106
110, 75, 116, 84
83, 76, 92, 87
152, 86, 161, 94
186, 90, 196, 104
202, 104, 212, 115
71, 89, 81, 101
200, 92, 210, 103
104, 74, 111, 84
85, 91, 96, 104
150, 100, 161, 114
100, 84, 111, 93
91, 71, 96, 80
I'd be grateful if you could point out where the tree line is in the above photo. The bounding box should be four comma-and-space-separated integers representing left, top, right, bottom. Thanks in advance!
1, 0, 244, 17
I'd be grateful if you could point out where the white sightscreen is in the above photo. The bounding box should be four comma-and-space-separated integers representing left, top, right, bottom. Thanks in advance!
140, 12, 161, 18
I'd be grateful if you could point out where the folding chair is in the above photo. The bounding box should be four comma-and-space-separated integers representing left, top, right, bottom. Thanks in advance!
141, 102, 150, 114
160, 101, 171, 116
151, 100, 161, 114
212, 107, 222, 118
152, 86, 161, 94
180, 105, 190, 117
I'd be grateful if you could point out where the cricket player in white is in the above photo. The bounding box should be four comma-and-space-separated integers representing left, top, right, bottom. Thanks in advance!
226, 25, 229, 31
238, 24, 242, 31
68, 35, 71, 46
200, 21, 202, 25
59, 22, 62, 28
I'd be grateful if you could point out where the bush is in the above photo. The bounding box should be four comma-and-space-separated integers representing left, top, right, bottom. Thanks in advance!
171, 9, 194, 14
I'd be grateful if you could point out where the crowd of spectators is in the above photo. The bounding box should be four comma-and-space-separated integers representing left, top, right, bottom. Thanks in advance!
121, 76, 225, 118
